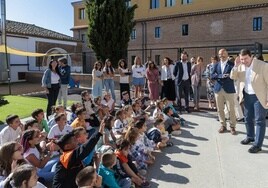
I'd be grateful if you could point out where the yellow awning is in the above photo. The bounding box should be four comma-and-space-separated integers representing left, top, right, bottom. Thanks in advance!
0, 45, 70, 57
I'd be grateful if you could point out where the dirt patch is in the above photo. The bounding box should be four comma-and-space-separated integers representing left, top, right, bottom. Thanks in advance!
0, 82, 44, 95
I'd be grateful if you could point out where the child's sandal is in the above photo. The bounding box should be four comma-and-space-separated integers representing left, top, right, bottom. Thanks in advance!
166, 142, 174, 147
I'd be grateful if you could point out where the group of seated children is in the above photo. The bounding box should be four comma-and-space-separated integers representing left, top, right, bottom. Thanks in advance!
0, 90, 186, 188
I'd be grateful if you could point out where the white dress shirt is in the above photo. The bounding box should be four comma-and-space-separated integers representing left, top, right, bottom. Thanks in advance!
182, 62, 189, 80
244, 62, 255, 94
220, 60, 228, 74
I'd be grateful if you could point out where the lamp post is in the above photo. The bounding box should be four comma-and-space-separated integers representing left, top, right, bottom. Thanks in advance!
1, 0, 11, 94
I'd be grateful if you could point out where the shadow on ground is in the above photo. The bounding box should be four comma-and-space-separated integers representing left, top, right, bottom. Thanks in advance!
148, 151, 190, 186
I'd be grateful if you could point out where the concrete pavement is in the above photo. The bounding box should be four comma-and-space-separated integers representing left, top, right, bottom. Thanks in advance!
148, 110, 268, 188
1, 84, 268, 188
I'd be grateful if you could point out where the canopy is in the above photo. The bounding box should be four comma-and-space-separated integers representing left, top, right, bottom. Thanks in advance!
0, 45, 71, 57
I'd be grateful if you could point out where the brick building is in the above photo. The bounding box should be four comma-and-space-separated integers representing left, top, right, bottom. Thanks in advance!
72, 0, 268, 69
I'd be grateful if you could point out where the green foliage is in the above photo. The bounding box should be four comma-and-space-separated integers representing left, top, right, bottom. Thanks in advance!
86, 0, 137, 66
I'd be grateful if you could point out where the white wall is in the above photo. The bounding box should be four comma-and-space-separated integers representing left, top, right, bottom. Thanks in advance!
7, 35, 78, 82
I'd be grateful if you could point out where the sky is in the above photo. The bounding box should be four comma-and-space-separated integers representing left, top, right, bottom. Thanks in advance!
4, 0, 76, 36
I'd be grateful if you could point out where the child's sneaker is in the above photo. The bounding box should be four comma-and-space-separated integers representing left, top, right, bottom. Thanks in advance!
171, 130, 182, 136
141, 180, 150, 188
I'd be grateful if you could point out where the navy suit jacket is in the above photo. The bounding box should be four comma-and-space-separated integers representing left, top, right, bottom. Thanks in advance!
173, 61, 191, 85
211, 61, 235, 93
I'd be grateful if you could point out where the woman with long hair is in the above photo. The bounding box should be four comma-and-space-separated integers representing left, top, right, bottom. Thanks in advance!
92, 61, 103, 98
103, 59, 116, 102
160, 57, 176, 103
132, 56, 146, 98
118, 59, 131, 99
146, 61, 159, 103
191, 56, 205, 111
41, 60, 61, 118
205, 56, 218, 109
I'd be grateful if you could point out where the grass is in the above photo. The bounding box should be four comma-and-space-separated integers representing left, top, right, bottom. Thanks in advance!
0, 95, 74, 124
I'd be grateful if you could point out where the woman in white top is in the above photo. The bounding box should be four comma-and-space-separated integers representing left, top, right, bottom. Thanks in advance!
41, 60, 61, 118
102, 59, 116, 102
161, 57, 176, 102
132, 56, 146, 98
92, 61, 103, 98
118, 59, 131, 99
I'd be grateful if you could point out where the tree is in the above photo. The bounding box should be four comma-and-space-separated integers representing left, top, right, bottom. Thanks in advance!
86, 0, 137, 66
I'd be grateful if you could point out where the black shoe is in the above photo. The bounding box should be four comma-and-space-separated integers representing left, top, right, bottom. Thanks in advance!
237, 118, 245, 122
248, 146, 262, 153
185, 108, 191, 113
240, 138, 255, 145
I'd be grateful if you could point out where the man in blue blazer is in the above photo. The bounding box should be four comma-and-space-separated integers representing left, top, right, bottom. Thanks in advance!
211, 49, 237, 134
173, 51, 192, 113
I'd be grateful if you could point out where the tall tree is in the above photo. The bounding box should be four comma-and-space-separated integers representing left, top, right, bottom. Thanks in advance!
86, 0, 137, 66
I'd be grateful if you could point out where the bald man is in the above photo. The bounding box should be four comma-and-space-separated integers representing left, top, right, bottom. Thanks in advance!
211, 49, 237, 135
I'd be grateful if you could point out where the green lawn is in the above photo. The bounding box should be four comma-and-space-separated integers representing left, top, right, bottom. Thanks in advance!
0, 95, 73, 124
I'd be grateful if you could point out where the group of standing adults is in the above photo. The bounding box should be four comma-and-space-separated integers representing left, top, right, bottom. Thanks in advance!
41, 57, 71, 118
210, 48, 268, 153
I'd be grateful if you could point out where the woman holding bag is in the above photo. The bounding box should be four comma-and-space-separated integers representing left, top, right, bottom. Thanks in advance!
191, 56, 204, 111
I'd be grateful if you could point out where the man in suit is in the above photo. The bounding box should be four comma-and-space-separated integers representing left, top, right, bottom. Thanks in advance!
230, 49, 268, 153
211, 49, 237, 134
173, 51, 191, 113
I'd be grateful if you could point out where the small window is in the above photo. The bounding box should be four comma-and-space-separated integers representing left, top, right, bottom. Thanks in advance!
125, 0, 131, 7
181, 0, 192, 4
131, 29, 136, 40
165, 0, 176, 7
182, 24, 188, 36
155, 55, 160, 66
131, 56, 136, 65
150, 0, 160, 9
79, 8, 85, 19
81, 34, 85, 43
155, 27, 161, 38
253, 17, 262, 31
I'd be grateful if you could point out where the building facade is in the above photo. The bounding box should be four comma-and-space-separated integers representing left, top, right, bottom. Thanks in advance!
0, 20, 82, 82
72, 0, 268, 68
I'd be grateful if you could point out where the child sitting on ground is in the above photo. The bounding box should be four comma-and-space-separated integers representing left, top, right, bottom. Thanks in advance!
47, 105, 66, 129
68, 102, 83, 125
31, 108, 49, 133
121, 91, 132, 107
133, 120, 155, 164
114, 139, 150, 188
73, 127, 96, 167
76, 166, 102, 188
113, 109, 128, 140
81, 90, 100, 127
0, 114, 22, 145
52, 121, 104, 188
48, 113, 73, 141
98, 152, 131, 188
123, 105, 134, 125
71, 107, 92, 131
21, 129, 58, 183
147, 119, 172, 149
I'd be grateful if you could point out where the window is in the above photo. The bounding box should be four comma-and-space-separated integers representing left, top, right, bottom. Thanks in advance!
182, 24, 188, 36
131, 29, 136, 40
166, 0, 176, 7
125, 0, 131, 7
81, 34, 85, 43
155, 55, 160, 65
131, 56, 136, 65
181, 0, 192, 4
150, 0, 160, 9
253, 17, 262, 31
79, 8, 85, 19
155, 27, 161, 38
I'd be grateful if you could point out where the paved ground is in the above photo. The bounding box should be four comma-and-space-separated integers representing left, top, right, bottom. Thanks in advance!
1, 83, 268, 188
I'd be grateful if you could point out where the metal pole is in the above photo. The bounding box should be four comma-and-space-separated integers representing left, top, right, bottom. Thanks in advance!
1, 0, 11, 94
